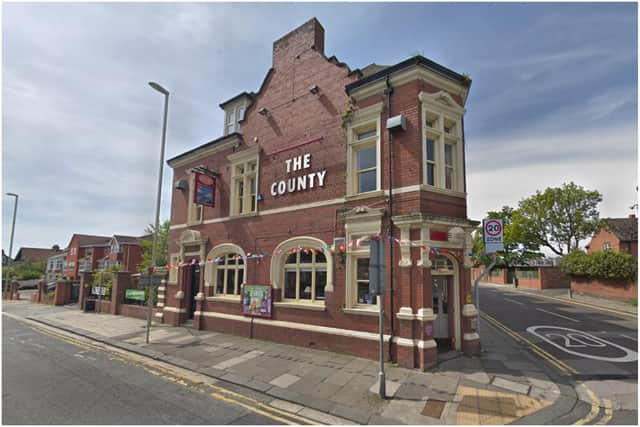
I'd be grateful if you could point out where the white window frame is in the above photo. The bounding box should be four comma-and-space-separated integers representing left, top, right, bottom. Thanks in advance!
344, 213, 382, 312
419, 91, 465, 194
282, 249, 327, 303
187, 173, 204, 225
346, 103, 383, 197
223, 102, 247, 136
228, 147, 260, 217
204, 243, 247, 301
168, 253, 180, 284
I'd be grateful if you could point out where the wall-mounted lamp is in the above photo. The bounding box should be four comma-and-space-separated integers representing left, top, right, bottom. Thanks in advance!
174, 179, 188, 192
309, 85, 320, 94
258, 107, 269, 116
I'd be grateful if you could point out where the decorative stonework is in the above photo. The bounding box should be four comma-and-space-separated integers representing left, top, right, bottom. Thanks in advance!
416, 307, 436, 322
396, 307, 415, 320
195, 292, 204, 301
175, 291, 184, 300
462, 304, 478, 317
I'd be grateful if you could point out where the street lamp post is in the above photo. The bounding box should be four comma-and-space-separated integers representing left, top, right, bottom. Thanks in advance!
5, 193, 19, 296
146, 82, 170, 344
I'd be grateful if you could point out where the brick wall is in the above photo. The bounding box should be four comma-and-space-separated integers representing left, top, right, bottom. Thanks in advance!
571, 278, 637, 300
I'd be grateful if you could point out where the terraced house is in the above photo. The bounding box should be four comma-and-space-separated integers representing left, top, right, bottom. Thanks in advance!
163, 18, 479, 369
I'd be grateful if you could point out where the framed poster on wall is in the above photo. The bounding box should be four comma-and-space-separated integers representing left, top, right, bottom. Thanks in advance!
242, 284, 272, 318
194, 172, 216, 207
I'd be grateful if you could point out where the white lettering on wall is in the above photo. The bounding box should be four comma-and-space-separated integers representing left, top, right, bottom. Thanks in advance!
270, 152, 327, 197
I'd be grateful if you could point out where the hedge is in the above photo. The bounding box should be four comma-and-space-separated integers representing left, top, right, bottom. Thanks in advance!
560, 250, 637, 281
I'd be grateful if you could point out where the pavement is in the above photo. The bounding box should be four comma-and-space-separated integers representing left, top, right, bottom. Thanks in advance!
3, 300, 581, 425
479, 282, 638, 425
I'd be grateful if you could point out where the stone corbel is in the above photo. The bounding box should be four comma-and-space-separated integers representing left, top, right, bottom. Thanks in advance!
463, 230, 473, 268
417, 225, 432, 268
398, 226, 412, 267
175, 291, 184, 300
462, 304, 478, 317
194, 292, 204, 301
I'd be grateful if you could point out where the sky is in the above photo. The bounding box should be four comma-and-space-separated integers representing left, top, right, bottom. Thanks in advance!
2, 2, 637, 254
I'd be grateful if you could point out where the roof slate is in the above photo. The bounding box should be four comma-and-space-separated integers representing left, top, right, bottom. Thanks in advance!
604, 217, 638, 242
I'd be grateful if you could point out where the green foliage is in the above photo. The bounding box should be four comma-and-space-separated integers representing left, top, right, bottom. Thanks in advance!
91, 267, 121, 298
5, 260, 46, 280
517, 182, 602, 256
560, 250, 637, 281
139, 220, 170, 272
471, 206, 543, 267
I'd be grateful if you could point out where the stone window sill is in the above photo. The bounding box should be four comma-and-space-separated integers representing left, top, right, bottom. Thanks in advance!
343, 307, 379, 317
206, 296, 241, 303
345, 190, 385, 202
274, 301, 326, 311
420, 184, 466, 199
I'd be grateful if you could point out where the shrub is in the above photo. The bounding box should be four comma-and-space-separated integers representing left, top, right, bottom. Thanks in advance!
561, 250, 637, 281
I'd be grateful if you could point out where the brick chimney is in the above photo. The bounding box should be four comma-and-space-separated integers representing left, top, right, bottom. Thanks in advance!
629, 214, 636, 219
273, 18, 325, 67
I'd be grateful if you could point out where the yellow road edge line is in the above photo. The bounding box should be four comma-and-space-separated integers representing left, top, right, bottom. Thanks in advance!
574, 383, 601, 425
209, 392, 296, 425
481, 312, 578, 375
595, 399, 613, 425
5, 313, 318, 425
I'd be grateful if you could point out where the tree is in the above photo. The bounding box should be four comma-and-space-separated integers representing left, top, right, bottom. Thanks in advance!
471, 206, 543, 270
517, 182, 602, 256
139, 220, 170, 272
6, 260, 46, 280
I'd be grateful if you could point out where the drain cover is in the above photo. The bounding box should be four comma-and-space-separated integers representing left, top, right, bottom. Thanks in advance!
422, 399, 446, 418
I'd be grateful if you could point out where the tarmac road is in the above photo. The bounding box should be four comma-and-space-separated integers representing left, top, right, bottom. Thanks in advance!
1, 316, 289, 425
479, 284, 638, 380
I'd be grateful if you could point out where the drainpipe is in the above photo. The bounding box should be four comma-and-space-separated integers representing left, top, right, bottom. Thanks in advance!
384, 75, 395, 362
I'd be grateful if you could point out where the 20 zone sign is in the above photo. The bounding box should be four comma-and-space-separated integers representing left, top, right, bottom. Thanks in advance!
483, 218, 504, 253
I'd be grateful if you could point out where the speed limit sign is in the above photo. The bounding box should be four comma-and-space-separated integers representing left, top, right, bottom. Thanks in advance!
483, 218, 504, 253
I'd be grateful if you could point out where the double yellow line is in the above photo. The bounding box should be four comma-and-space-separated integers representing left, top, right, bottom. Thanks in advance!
6, 314, 321, 425
481, 312, 578, 375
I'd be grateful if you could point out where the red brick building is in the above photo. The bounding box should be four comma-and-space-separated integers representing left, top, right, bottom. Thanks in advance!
98, 235, 146, 273
586, 215, 638, 258
163, 18, 479, 369
63, 234, 111, 280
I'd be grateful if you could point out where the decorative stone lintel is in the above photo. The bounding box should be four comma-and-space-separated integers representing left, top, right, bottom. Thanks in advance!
156, 302, 165, 307
398, 259, 412, 268
462, 304, 479, 317
396, 307, 415, 320
416, 308, 436, 322
175, 291, 184, 300
463, 332, 480, 341
194, 292, 204, 301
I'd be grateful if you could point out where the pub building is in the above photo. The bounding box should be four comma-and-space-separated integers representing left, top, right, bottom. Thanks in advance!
162, 18, 480, 370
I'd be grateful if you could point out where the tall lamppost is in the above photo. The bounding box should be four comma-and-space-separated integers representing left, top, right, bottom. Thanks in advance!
5, 192, 19, 295
146, 82, 169, 344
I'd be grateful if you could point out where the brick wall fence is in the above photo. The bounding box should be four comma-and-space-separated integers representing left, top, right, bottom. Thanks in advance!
470, 267, 570, 290
571, 277, 638, 301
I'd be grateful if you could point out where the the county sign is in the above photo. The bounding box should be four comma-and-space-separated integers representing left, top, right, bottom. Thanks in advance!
483, 218, 504, 253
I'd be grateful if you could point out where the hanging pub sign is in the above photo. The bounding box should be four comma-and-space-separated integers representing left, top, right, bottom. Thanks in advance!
242, 284, 273, 318
194, 172, 216, 207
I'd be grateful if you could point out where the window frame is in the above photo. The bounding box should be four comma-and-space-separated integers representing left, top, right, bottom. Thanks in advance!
213, 254, 244, 296
282, 249, 327, 303
203, 243, 247, 301
346, 103, 383, 197
420, 91, 465, 194
187, 173, 204, 225
228, 147, 260, 217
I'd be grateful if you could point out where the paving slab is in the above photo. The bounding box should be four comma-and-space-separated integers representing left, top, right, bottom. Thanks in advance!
369, 379, 402, 398
492, 377, 531, 395
464, 371, 491, 384
269, 373, 301, 389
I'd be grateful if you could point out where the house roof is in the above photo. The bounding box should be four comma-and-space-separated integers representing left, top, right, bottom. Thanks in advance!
166, 132, 243, 167
345, 55, 470, 94
13, 247, 63, 262
219, 92, 255, 109
69, 234, 112, 248
113, 235, 141, 245
603, 217, 638, 242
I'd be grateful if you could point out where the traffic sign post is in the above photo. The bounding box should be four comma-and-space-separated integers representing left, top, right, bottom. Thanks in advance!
368, 236, 386, 399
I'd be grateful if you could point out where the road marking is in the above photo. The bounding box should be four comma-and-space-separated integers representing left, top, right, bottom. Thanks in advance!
3, 313, 322, 425
504, 298, 525, 306
527, 326, 638, 363
620, 334, 638, 342
481, 312, 578, 375
536, 308, 580, 323
595, 399, 613, 425
574, 383, 601, 425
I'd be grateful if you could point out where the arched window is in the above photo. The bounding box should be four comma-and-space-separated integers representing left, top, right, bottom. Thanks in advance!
204, 243, 246, 298
283, 249, 327, 302
270, 236, 334, 305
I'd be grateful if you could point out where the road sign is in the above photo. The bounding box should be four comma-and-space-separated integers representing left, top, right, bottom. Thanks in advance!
139, 275, 163, 286
369, 237, 385, 298
483, 218, 504, 253
125, 289, 145, 301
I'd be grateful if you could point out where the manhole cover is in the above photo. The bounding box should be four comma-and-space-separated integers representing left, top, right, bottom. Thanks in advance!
422, 399, 446, 418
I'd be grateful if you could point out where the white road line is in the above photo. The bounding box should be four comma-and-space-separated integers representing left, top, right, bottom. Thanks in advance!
536, 308, 580, 323
504, 298, 525, 306
620, 334, 638, 342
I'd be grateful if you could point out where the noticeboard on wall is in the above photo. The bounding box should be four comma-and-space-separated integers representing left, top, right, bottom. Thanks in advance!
242, 284, 272, 318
